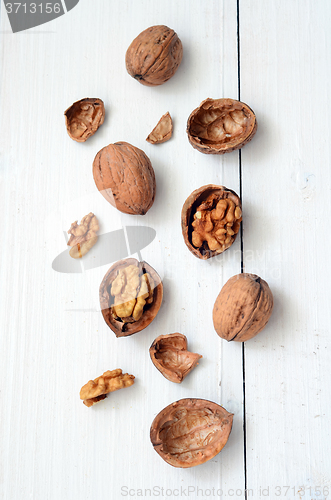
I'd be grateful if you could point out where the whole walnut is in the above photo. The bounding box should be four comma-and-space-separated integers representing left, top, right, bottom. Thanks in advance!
125, 25, 183, 86
93, 142, 156, 215
213, 273, 274, 342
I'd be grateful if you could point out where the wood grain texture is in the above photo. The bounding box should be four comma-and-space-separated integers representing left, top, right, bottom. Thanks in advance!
239, 0, 331, 496
0, 1, 244, 499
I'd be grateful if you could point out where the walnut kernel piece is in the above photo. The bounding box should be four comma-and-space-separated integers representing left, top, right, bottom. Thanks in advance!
150, 399, 233, 468
111, 264, 155, 322
187, 98, 257, 154
146, 112, 173, 144
67, 212, 99, 259
64, 98, 105, 142
149, 333, 202, 383
181, 185, 242, 260
100, 258, 163, 337
80, 369, 135, 407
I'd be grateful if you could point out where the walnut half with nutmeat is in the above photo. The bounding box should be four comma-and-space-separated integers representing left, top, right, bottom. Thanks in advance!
181, 185, 242, 260
99, 258, 163, 337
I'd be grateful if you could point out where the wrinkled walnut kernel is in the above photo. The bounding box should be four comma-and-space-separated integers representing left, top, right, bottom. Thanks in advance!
149, 333, 202, 383
80, 369, 135, 407
111, 265, 155, 323
192, 195, 242, 252
64, 98, 105, 142
67, 212, 99, 259
146, 112, 173, 144
181, 185, 242, 260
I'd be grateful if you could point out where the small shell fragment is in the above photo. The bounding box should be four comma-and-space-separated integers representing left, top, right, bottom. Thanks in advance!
146, 112, 173, 144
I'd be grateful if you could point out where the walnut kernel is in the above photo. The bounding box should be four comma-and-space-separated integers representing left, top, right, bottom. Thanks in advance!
80, 369, 135, 407
67, 212, 99, 259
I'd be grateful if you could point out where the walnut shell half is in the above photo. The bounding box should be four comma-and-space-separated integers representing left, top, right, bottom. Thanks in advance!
64, 98, 105, 142
181, 185, 242, 260
125, 25, 183, 86
149, 333, 202, 383
187, 98, 257, 154
213, 273, 274, 342
99, 258, 163, 337
93, 142, 156, 215
150, 399, 233, 468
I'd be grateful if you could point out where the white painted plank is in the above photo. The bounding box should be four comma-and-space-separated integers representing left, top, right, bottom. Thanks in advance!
240, 0, 331, 496
0, 2, 245, 499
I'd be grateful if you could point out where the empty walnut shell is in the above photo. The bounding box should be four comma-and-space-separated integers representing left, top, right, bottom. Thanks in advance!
149, 333, 202, 383
64, 98, 105, 142
92, 142, 156, 215
99, 258, 163, 337
181, 184, 242, 260
213, 273, 274, 342
150, 399, 233, 468
187, 98, 257, 154
125, 25, 183, 86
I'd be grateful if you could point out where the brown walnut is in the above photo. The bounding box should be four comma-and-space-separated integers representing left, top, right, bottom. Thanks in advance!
80, 369, 135, 407
146, 112, 173, 144
213, 273, 274, 342
125, 25, 183, 86
67, 212, 99, 259
64, 98, 105, 142
149, 333, 202, 383
187, 98, 257, 154
181, 185, 242, 260
150, 399, 233, 468
92, 142, 156, 215
99, 258, 163, 337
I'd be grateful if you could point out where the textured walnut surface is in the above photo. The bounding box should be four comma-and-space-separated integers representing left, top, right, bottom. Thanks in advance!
146, 112, 173, 144
80, 369, 135, 407
187, 98, 257, 154
93, 142, 156, 215
64, 98, 105, 142
149, 333, 202, 383
213, 273, 274, 342
181, 185, 242, 260
150, 399, 233, 468
126, 25, 183, 86
99, 258, 163, 337
67, 212, 99, 259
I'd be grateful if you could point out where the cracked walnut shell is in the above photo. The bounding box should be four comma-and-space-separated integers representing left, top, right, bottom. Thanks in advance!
181, 185, 242, 260
93, 142, 156, 215
187, 98, 257, 154
146, 112, 173, 144
213, 273, 274, 342
80, 369, 135, 407
150, 399, 233, 468
125, 25, 183, 86
99, 258, 163, 337
67, 212, 99, 259
64, 98, 105, 142
149, 333, 202, 383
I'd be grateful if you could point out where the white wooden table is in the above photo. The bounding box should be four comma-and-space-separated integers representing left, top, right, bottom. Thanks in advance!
1, 1, 330, 499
